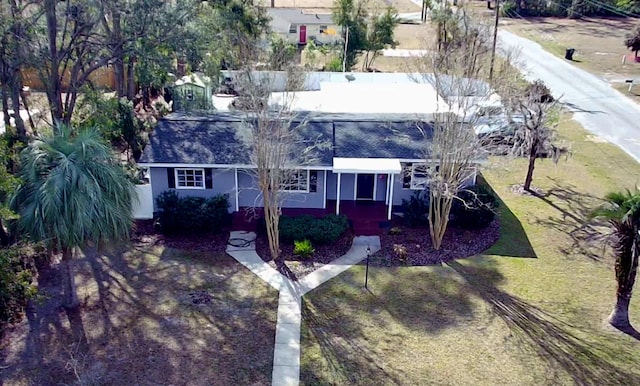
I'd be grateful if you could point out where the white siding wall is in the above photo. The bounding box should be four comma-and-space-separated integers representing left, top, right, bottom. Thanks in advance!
133, 184, 154, 219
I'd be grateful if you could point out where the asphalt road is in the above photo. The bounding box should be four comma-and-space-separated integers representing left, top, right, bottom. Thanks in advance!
499, 30, 640, 163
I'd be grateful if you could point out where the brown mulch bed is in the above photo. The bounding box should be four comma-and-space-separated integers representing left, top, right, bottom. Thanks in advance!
132, 220, 230, 254
370, 219, 501, 266
255, 230, 354, 281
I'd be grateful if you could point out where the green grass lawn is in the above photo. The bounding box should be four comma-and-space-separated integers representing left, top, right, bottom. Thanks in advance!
300, 117, 640, 385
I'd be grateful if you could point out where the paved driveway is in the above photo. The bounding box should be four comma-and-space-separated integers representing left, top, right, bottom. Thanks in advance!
499, 30, 640, 162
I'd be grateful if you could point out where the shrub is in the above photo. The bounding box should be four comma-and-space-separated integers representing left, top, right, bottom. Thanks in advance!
155, 191, 231, 235
526, 79, 554, 103
389, 226, 402, 235
401, 191, 430, 227
293, 239, 315, 258
279, 214, 349, 245
0, 244, 38, 326
325, 56, 343, 72
393, 244, 408, 263
451, 185, 498, 230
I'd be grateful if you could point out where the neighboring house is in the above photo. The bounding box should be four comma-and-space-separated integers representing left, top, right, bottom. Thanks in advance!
267, 8, 340, 46
172, 72, 213, 110
138, 112, 478, 220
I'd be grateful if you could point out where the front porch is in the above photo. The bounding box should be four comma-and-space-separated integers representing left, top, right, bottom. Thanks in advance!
231, 200, 398, 235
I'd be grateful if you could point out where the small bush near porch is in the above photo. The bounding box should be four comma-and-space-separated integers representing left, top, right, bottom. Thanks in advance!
256, 214, 354, 280
279, 214, 350, 245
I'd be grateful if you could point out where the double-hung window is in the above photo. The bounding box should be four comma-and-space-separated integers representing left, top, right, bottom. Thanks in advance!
289, 24, 297, 33
175, 168, 205, 189
402, 163, 430, 190
411, 164, 429, 190
281, 170, 309, 192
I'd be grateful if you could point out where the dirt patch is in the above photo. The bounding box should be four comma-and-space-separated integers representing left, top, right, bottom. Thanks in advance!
256, 229, 354, 280
394, 22, 435, 49
501, 16, 639, 82
371, 219, 500, 266
1, 230, 278, 385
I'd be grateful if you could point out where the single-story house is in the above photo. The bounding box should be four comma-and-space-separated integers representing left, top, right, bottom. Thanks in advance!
267, 8, 340, 46
138, 112, 478, 221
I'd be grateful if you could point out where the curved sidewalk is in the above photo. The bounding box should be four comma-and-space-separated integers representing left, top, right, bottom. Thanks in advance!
226, 231, 381, 386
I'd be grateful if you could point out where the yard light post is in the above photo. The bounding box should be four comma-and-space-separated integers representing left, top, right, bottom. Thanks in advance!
365, 246, 371, 289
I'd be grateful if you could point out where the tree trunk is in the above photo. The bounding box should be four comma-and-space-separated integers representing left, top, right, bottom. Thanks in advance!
0, 45, 10, 128
0, 220, 9, 246
112, 12, 126, 98
609, 293, 632, 327
263, 190, 280, 260
19, 89, 36, 135
45, 0, 64, 125
523, 142, 538, 191
610, 234, 639, 327
60, 246, 80, 310
126, 59, 136, 100
1, 83, 10, 128
9, 71, 26, 140
429, 192, 453, 251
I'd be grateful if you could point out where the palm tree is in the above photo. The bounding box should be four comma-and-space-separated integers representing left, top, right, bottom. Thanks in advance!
594, 190, 640, 328
13, 126, 135, 309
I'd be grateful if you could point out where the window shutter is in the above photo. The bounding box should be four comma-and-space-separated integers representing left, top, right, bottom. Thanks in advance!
205, 168, 213, 189
402, 163, 412, 189
309, 171, 318, 193
167, 168, 175, 189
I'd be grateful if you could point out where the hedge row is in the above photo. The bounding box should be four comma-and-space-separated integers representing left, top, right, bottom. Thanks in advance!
155, 191, 231, 235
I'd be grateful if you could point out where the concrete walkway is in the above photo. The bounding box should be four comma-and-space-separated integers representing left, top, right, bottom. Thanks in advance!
226, 231, 381, 386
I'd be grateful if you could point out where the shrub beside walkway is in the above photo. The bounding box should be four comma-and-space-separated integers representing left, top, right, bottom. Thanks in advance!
226, 231, 381, 386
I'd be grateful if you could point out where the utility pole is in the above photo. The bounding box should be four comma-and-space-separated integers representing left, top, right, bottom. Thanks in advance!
489, 0, 499, 81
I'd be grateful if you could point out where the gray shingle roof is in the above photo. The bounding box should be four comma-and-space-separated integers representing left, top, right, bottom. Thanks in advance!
267, 8, 334, 27
139, 112, 433, 166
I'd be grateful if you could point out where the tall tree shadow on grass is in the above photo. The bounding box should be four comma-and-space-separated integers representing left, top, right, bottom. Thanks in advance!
448, 260, 640, 385
480, 176, 537, 258
1, 239, 279, 385
301, 268, 476, 385
531, 177, 609, 261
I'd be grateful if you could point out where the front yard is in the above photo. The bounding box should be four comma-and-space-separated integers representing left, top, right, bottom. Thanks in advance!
300, 116, 640, 384
0, 236, 278, 385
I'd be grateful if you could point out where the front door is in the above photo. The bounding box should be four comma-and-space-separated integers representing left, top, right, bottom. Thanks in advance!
356, 174, 375, 200
299, 25, 307, 44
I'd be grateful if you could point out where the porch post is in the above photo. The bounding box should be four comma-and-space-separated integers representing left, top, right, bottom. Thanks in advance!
234, 168, 239, 212
373, 173, 377, 201
387, 173, 395, 220
323, 170, 327, 209
353, 173, 358, 200
336, 172, 342, 215
385, 173, 391, 205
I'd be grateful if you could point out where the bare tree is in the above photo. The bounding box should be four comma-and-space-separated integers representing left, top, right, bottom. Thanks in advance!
233, 67, 327, 260
503, 80, 569, 192
418, 10, 498, 250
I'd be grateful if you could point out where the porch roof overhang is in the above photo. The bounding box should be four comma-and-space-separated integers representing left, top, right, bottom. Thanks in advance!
332, 157, 402, 174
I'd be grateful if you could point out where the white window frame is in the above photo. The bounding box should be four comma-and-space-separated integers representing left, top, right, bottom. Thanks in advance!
280, 169, 310, 193
175, 168, 205, 190
409, 163, 429, 190
289, 24, 297, 34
